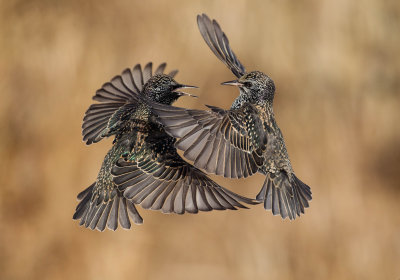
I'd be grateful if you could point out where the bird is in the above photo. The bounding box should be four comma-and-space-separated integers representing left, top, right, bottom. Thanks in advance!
73, 62, 257, 231
148, 15, 312, 220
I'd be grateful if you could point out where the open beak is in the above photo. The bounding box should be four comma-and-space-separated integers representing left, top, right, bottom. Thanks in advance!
173, 84, 198, 98
221, 80, 243, 87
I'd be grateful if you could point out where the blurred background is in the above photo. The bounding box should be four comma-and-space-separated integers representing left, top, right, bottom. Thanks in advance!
1, 0, 399, 279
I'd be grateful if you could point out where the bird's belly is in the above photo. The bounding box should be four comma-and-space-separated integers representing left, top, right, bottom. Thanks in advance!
262, 134, 291, 173
95, 144, 129, 195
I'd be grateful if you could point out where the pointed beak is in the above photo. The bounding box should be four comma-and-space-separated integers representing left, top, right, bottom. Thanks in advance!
177, 84, 198, 89
221, 80, 242, 87
173, 84, 198, 98
177, 92, 198, 98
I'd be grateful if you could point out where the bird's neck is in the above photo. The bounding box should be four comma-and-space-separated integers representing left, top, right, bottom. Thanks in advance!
257, 99, 274, 109
230, 87, 252, 109
263, 102, 274, 116
230, 93, 249, 109
230, 93, 274, 110
231, 86, 276, 109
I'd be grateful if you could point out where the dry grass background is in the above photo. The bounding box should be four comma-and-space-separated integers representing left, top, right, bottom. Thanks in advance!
1, 0, 400, 279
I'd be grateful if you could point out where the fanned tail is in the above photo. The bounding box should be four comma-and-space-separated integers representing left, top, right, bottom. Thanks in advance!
73, 183, 143, 231
256, 172, 312, 220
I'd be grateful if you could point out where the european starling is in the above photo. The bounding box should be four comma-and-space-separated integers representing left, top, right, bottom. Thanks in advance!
149, 15, 312, 220
73, 62, 256, 231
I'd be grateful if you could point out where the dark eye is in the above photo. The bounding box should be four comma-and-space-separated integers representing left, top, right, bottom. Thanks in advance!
244, 82, 252, 88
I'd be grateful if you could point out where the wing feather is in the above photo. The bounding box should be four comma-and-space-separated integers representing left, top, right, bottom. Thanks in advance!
83, 63, 177, 144
197, 14, 246, 77
150, 101, 267, 178
112, 146, 257, 214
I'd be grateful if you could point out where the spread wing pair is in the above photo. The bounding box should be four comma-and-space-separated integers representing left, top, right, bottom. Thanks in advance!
74, 62, 257, 231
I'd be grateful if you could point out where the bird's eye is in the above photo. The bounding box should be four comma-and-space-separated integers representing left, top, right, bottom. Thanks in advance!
244, 82, 252, 88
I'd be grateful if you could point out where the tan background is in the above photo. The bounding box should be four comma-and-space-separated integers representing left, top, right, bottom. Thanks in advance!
1, 0, 400, 279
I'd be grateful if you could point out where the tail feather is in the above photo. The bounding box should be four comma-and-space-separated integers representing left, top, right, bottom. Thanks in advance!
256, 172, 312, 220
73, 183, 143, 231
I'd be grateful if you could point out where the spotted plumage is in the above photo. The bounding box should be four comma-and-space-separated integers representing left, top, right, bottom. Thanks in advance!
150, 15, 312, 220
73, 62, 257, 231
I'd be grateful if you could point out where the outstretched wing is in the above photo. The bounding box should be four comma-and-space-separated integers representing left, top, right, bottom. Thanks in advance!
82, 62, 178, 145
197, 14, 246, 78
150, 101, 267, 179
111, 142, 257, 214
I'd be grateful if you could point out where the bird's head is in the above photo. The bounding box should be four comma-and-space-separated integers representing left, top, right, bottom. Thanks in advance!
142, 74, 197, 105
222, 71, 275, 104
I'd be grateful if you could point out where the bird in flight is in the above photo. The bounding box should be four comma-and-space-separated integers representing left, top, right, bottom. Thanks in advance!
73, 62, 257, 231
150, 15, 312, 220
